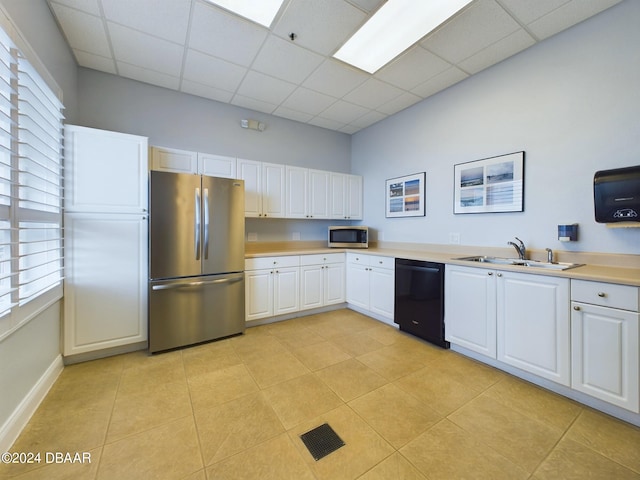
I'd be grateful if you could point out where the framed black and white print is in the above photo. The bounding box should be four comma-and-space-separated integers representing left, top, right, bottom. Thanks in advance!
385, 172, 426, 218
454, 152, 524, 214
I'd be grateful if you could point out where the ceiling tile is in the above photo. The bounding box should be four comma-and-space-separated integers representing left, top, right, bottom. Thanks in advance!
280, 87, 337, 116
376, 91, 423, 116
458, 28, 535, 74
181, 79, 234, 103
73, 50, 116, 74
108, 22, 184, 77
188, 2, 268, 67
49, 3, 111, 57
251, 35, 324, 84
101, 0, 192, 44
230, 94, 277, 115
527, 0, 623, 40
273, 0, 366, 55
236, 70, 297, 105
497, 0, 571, 25
345, 0, 386, 14
49, 0, 100, 16
375, 46, 453, 90
318, 100, 369, 124
116, 62, 180, 90
349, 110, 387, 129
308, 116, 347, 131
272, 106, 315, 123
411, 66, 468, 98
343, 78, 404, 109
183, 49, 247, 92
302, 59, 368, 98
422, 0, 521, 64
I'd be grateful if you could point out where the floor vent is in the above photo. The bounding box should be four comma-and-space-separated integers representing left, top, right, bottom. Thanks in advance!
300, 423, 345, 461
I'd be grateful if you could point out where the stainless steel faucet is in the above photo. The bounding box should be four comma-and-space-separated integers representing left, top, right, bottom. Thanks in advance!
508, 237, 526, 260
546, 248, 554, 263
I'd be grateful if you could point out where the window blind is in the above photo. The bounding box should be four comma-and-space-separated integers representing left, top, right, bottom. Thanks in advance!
0, 22, 63, 336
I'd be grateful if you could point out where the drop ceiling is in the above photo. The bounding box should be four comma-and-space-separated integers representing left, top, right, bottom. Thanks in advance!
47, 0, 622, 134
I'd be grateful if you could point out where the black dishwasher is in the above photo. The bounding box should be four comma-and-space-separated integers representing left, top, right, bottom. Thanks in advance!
394, 258, 449, 348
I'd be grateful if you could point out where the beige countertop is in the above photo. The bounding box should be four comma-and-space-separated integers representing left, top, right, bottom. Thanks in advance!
245, 242, 640, 287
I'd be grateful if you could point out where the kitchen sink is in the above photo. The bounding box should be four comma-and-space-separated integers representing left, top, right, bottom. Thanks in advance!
454, 256, 583, 271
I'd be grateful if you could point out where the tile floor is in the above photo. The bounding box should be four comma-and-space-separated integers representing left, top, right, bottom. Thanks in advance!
2, 309, 640, 479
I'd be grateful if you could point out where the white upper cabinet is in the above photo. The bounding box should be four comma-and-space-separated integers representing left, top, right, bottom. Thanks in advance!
331, 173, 363, 220
237, 159, 285, 218
285, 167, 330, 219
150, 146, 236, 178
65, 125, 148, 213
150, 146, 197, 174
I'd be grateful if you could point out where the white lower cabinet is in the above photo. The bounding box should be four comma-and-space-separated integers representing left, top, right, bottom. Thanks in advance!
497, 271, 570, 386
245, 256, 300, 322
445, 265, 570, 386
64, 213, 148, 356
346, 253, 394, 321
300, 254, 345, 310
445, 265, 497, 358
571, 280, 639, 412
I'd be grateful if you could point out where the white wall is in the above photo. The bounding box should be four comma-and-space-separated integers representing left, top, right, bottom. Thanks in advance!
352, 0, 639, 256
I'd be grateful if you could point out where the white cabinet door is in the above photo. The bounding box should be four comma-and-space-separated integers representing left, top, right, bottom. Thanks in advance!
300, 264, 323, 310
245, 269, 274, 321
346, 174, 363, 220
286, 166, 308, 218
150, 146, 197, 174
308, 169, 330, 219
325, 262, 346, 305
445, 265, 497, 358
198, 153, 236, 178
65, 125, 148, 213
237, 158, 262, 217
274, 267, 299, 315
571, 302, 639, 412
369, 266, 394, 319
262, 162, 286, 218
346, 262, 370, 310
64, 213, 148, 355
497, 272, 570, 386
330, 173, 346, 219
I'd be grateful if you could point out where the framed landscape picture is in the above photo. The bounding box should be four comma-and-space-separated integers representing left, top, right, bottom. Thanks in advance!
385, 172, 426, 217
454, 151, 524, 214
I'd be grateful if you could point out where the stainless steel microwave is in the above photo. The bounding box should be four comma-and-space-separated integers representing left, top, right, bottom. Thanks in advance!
328, 226, 368, 248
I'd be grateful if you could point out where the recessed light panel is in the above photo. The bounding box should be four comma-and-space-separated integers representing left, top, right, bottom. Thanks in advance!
204, 0, 285, 28
333, 0, 473, 74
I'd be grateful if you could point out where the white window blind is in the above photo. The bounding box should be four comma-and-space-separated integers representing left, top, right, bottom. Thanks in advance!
0, 22, 63, 337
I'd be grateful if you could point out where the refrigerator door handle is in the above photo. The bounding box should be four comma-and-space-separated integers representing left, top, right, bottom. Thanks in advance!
194, 187, 201, 260
203, 187, 210, 260
151, 274, 244, 291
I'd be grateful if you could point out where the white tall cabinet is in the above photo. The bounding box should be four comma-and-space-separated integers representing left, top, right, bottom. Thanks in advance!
63, 125, 148, 357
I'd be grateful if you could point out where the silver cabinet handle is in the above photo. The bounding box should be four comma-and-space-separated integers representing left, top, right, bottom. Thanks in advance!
488, 272, 493, 276
573, 305, 581, 311
203, 187, 210, 260
597, 292, 606, 298
497, 273, 502, 277
194, 187, 201, 261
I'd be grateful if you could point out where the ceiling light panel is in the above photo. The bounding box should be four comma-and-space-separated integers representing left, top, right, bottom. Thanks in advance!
333, 0, 473, 74
204, 0, 285, 28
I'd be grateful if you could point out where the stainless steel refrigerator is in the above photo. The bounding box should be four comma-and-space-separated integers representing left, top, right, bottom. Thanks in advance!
148, 171, 245, 353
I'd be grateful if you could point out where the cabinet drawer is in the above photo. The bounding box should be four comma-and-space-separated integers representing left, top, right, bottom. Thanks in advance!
571, 280, 639, 311
346, 253, 394, 269
300, 253, 345, 266
245, 255, 300, 271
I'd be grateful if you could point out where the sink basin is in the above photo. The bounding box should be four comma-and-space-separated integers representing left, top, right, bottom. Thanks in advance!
454, 256, 583, 271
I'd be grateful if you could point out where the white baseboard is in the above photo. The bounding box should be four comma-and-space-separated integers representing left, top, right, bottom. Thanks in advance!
0, 354, 64, 452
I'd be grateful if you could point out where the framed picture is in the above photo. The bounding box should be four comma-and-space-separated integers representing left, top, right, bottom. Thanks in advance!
454, 151, 524, 214
385, 172, 426, 217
